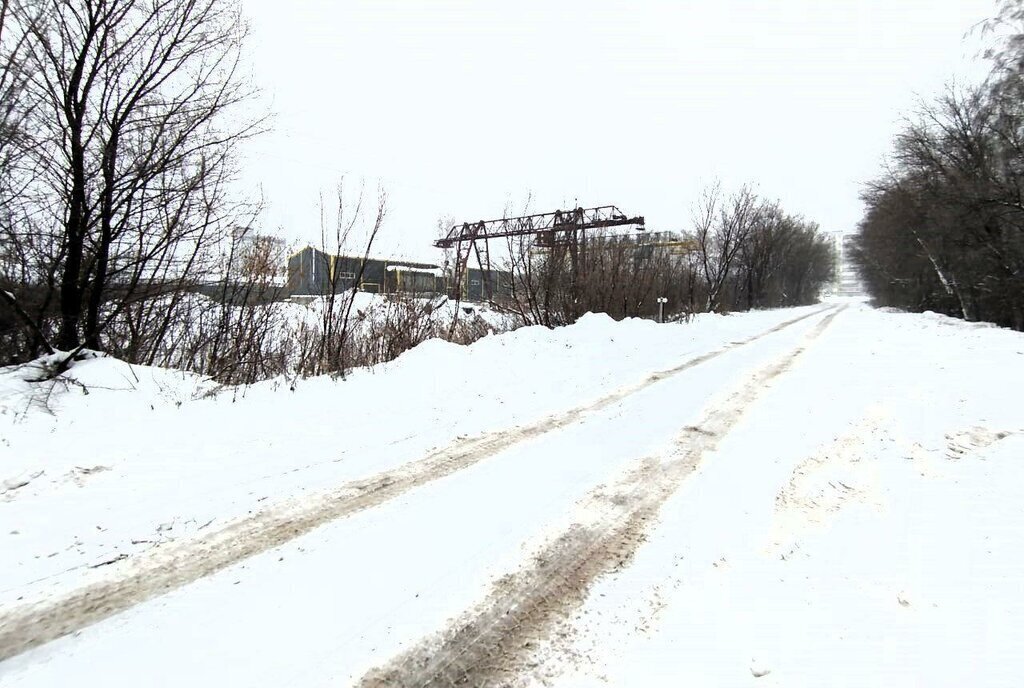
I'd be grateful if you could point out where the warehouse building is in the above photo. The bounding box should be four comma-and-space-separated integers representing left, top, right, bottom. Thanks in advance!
286, 247, 510, 301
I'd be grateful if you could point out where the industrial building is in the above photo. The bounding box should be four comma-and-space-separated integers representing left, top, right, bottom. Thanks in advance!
286, 247, 510, 301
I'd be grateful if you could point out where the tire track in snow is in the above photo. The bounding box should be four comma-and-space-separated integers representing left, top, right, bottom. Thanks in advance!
0, 306, 833, 663
357, 306, 844, 688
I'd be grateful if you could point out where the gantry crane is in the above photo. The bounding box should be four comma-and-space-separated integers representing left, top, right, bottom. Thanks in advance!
434, 206, 645, 302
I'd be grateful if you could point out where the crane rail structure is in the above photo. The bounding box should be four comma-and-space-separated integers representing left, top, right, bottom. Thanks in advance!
434, 206, 645, 302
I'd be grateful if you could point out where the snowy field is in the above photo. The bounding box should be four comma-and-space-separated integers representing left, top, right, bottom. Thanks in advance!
0, 301, 1021, 686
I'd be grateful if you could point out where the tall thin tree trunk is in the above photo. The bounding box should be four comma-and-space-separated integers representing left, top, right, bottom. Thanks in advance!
58, 131, 88, 350
85, 133, 117, 349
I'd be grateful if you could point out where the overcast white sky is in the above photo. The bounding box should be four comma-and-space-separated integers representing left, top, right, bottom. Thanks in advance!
237, 0, 994, 261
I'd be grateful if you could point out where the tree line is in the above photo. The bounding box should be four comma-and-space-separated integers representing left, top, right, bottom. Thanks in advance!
851, 0, 1024, 330
503, 184, 834, 328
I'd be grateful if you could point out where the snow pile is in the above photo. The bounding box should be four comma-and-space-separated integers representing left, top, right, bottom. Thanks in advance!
281, 290, 513, 333
89, 290, 515, 380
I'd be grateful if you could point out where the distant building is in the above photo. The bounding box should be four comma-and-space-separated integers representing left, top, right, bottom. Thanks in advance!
530, 230, 696, 265
287, 247, 442, 295
286, 247, 510, 301
460, 266, 512, 302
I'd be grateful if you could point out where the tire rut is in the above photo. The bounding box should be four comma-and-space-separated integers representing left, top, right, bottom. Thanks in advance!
0, 307, 832, 663
357, 306, 843, 688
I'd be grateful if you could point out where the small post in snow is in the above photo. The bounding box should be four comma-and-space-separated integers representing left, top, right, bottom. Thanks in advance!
657, 296, 668, 323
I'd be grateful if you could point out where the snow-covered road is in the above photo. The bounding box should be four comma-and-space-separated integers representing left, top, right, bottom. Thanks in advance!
1, 303, 1022, 687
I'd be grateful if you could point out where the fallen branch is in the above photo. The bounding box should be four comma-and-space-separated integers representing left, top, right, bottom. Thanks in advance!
89, 553, 128, 569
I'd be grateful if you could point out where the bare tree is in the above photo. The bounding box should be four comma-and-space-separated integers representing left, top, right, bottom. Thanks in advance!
335, 185, 386, 378
294, 181, 387, 379
316, 182, 365, 375
4, 0, 262, 367
694, 183, 763, 312
0, 0, 57, 359
854, 77, 1024, 329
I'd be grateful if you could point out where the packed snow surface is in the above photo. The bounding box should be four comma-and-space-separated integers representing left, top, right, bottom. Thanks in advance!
1, 301, 1021, 686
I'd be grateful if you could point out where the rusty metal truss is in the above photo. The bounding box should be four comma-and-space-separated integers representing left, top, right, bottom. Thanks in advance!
435, 206, 645, 302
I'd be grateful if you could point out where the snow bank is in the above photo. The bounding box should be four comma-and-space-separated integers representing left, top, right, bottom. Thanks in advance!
0, 305, 818, 609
